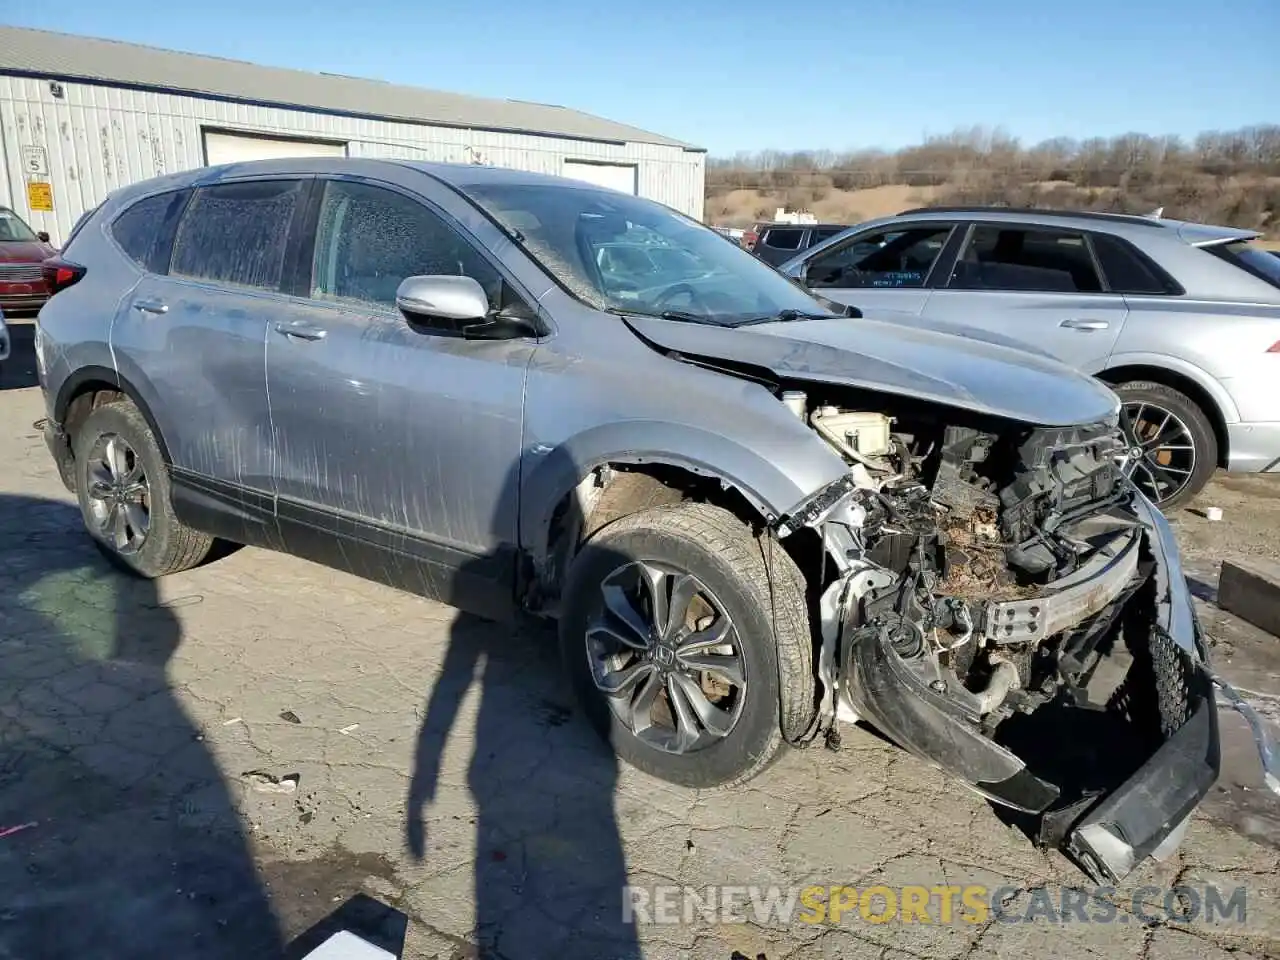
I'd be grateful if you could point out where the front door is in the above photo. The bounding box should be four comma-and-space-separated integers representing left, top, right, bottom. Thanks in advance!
265, 176, 538, 615
921, 223, 1127, 371
797, 222, 960, 316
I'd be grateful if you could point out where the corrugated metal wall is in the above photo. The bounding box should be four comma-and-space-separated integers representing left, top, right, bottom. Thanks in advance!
0, 74, 705, 244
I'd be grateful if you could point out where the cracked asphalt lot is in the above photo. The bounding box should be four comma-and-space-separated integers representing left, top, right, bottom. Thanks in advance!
0, 368, 1277, 959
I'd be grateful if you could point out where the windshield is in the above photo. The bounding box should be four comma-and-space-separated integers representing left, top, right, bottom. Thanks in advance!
460, 182, 838, 325
0, 208, 39, 243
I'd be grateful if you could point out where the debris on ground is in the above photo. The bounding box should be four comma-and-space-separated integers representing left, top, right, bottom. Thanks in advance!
280, 710, 302, 724
223, 716, 244, 726
242, 770, 301, 795
339, 724, 360, 735
0, 822, 37, 840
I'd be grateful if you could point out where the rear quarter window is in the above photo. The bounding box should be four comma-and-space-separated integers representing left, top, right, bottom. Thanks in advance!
171, 180, 304, 291
761, 228, 804, 250
1206, 240, 1280, 291
1090, 233, 1184, 295
110, 190, 190, 274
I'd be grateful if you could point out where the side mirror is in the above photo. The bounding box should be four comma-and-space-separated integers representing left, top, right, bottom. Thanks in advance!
37, 231, 51, 243
396, 275, 490, 323
394, 275, 538, 340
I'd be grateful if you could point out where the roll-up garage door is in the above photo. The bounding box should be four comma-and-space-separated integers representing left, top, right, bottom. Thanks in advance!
562, 161, 638, 195
203, 130, 348, 166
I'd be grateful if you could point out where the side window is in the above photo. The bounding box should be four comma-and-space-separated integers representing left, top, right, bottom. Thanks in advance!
1091, 233, 1183, 295
805, 226, 953, 289
761, 228, 804, 251
811, 227, 846, 244
110, 190, 189, 274
950, 226, 1103, 293
309, 180, 513, 327
171, 180, 303, 291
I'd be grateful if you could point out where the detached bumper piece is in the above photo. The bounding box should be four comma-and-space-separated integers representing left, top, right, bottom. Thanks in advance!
1066, 664, 1219, 883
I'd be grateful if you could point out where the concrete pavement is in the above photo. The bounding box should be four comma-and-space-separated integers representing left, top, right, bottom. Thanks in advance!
0, 381, 1276, 960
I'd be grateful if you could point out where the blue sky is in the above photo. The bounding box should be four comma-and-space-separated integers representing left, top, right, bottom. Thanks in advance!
6, 1, 1278, 155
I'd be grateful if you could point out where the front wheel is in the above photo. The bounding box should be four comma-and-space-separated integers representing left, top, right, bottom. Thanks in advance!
1115, 380, 1218, 511
559, 502, 814, 788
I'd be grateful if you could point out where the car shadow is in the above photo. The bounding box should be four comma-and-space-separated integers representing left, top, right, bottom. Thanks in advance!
0, 494, 282, 958
0, 319, 39, 391
403, 454, 641, 958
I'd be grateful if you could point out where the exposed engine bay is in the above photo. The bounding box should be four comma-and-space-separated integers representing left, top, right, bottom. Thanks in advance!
775, 387, 1222, 864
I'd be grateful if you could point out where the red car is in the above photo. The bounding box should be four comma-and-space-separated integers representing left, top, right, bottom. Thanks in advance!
0, 206, 56, 315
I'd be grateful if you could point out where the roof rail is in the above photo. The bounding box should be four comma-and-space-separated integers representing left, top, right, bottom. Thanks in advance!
895, 206, 1165, 227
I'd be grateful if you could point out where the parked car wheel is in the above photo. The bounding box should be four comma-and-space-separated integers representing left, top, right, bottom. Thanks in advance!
560, 501, 813, 788
1115, 380, 1218, 511
73, 399, 214, 577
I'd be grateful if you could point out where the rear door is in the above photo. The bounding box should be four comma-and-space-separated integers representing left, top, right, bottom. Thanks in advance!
921, 223, 1127, 370
112, 177, 310, 540
797, 221, 960, 315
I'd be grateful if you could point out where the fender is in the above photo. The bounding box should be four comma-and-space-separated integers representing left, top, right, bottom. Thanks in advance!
54, 363, 174, 464
518, 419, 849, 571
1098, 351, 1241, 425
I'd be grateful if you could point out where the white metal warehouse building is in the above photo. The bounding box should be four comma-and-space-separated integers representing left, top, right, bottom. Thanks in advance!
0, 26, 706, 245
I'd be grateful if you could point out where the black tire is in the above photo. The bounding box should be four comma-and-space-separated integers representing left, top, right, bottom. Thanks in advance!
559, 502, 813, 788
1114, 380, 1218, 511
73, 399, 214, 578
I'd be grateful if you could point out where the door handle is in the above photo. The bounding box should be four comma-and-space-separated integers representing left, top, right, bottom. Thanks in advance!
274, 321, 328, 342
1060, 318, 1109, 331
132, 299, 169, 315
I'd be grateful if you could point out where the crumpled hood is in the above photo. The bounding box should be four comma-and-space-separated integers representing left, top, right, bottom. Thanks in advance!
624, 313, 1120, 427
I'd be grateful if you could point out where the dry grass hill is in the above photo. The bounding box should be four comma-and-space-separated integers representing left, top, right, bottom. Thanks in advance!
707, 126, 1280, 240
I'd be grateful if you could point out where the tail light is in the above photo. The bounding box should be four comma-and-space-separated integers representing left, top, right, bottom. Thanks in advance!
41, 257, 86, 295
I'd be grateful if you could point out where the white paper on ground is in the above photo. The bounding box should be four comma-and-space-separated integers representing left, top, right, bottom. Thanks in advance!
300, 930, 397, 960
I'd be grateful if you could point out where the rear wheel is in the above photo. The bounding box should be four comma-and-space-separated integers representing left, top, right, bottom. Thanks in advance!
1115, 380, 1217, 511
73, 399, 214, 578
559, 502, 813, 788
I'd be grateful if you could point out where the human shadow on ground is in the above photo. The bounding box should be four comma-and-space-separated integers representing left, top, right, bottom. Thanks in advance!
403, 451, 642, 959
0, 494, 281, 957
405, 608, 642, 959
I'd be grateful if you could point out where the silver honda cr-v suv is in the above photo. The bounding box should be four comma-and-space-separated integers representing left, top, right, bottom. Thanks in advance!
34, 158, 1276, 882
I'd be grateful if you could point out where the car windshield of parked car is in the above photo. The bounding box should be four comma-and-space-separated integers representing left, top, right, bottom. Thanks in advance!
461, 182, 838, 325
0, 209, 39, 243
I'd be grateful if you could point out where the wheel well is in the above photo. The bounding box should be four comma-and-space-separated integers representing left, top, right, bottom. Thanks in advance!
538, 462, 826, 610
1097, 365, 1229, 468
63, 382, 124, 445
56, 370, 172, 465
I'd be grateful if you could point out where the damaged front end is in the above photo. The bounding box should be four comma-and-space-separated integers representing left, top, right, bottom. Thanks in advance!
778, 395, 1276, 883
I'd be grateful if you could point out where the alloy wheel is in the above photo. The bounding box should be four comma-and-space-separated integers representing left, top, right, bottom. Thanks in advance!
586, 560, 747, 755
85, 433, 151, 555
1122, 401, 1197, 506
